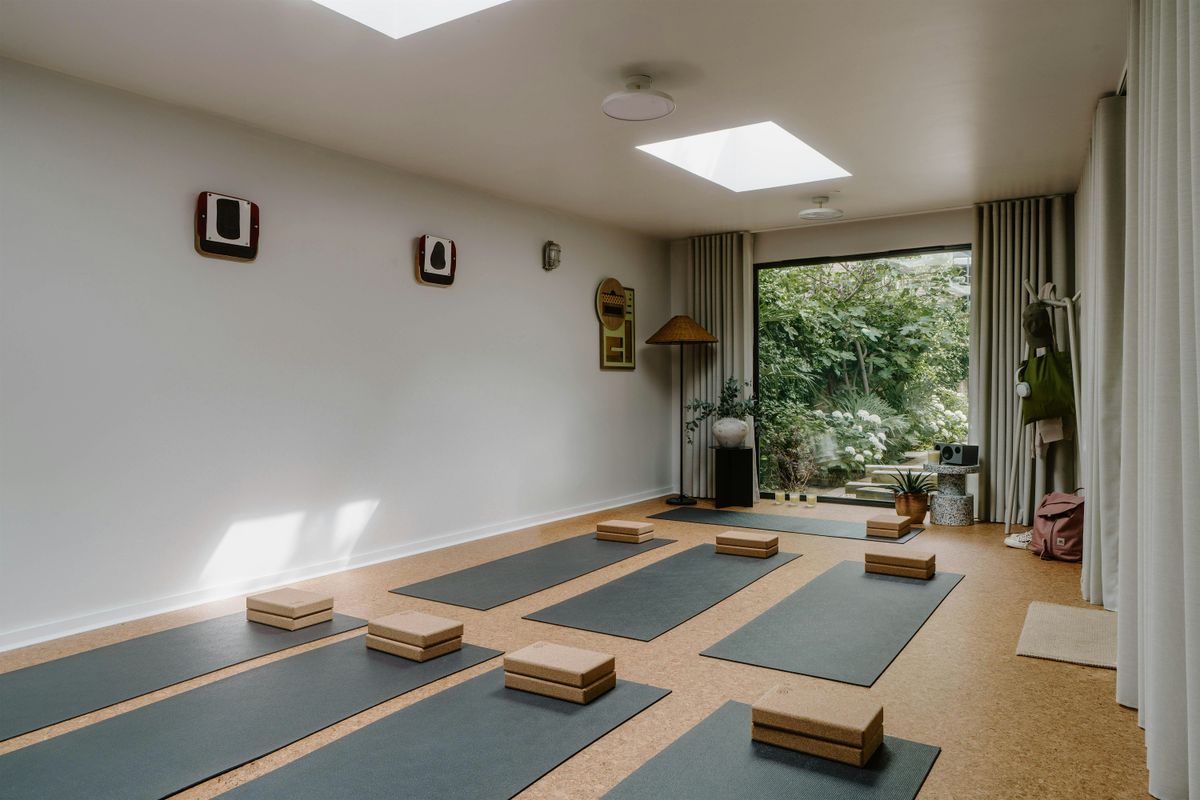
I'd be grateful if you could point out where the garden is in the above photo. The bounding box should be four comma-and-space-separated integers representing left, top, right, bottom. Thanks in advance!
755, 249, 971, 497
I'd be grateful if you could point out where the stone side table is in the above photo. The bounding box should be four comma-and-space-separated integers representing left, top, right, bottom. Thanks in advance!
922, 463, 980, 526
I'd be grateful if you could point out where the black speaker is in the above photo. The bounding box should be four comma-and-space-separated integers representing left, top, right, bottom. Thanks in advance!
936, 442, 978, 466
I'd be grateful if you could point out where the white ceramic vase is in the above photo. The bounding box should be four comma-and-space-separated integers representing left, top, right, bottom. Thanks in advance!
712, 417, 749, 448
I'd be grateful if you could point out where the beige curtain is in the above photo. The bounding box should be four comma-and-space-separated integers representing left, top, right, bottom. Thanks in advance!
968, 196, 1077, 523
683, 232, 754, 498
1077, 94, 1126, 610
1117, 2, 1200, 797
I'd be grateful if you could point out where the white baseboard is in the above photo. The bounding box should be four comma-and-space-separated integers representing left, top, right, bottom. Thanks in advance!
0, 485, 673, 652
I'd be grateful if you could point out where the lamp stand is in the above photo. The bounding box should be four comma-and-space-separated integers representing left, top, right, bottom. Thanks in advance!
665, 343, 698, 506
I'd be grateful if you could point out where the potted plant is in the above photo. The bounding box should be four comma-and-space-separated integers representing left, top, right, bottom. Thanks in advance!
685, 378, 757, 448
885, 468, 934, 523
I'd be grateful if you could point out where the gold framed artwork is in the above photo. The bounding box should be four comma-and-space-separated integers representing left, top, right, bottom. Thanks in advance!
596, 277, 635, 369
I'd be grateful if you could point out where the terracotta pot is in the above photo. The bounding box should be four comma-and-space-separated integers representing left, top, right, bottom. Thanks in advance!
894, 492, 929, 524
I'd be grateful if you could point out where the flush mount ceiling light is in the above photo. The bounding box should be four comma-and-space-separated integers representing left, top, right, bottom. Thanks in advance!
602, 75, 676, 122
797, 195, 844, 221
637, 121, 849, 192
310, 0, 514, 39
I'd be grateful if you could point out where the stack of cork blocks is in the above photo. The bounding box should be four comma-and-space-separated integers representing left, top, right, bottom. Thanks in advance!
715, 531, 779, 558
366, 610, 463, 661
865, 513, 912, 539
596, 520, 655, 543
245, 588, 334, 631
504, 641, 616, 704
751, 685, 884, 767
865, 549, 936, 580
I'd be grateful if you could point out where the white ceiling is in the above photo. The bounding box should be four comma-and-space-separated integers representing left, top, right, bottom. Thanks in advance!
0, 0, 1128, 238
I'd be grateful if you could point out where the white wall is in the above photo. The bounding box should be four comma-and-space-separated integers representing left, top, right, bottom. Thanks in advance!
0, 61, 673, 649
753, 208, 973, 264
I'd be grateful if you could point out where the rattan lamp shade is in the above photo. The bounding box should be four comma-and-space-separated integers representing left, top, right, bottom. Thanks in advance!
646, 315, 718, 345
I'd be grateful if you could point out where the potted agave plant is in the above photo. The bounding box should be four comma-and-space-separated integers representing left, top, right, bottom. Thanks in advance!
685, 378, 757, 448
886, 468, 934, 524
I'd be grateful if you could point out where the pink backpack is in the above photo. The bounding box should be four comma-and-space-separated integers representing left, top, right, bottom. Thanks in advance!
1028, 492, 1084, 561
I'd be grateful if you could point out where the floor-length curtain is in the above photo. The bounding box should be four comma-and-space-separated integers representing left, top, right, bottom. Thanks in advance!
683, 232, 754, 499
1077, 95, 1126, 610
968, 196, 1077, 524
1117, 2, 1200, 797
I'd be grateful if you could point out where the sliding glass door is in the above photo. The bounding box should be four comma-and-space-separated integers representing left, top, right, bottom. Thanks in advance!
754, 246, 971, 503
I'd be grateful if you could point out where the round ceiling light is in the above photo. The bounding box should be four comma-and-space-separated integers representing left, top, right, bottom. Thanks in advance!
797, 196, 844, 221
602, 75, 675, 122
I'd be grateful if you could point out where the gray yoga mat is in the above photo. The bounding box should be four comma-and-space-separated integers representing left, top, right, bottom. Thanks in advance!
605, 701, 939, 800
390, 533, 674, 609
524, 545, 801, 640
224, 667, 670, 800
702, 560, 963, 686
650, 507, 924, 543
0, 637, 501, 800
0, 611, 365, 741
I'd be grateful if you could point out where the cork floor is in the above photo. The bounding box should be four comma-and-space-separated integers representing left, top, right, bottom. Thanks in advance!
0, 497, 1148, 799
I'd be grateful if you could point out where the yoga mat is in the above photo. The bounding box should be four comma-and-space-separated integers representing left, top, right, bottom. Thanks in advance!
0, 611, 365, 741
702, 560, 963, 686
0, 637, 501, 800
1016, 601, 1117, 668
390, 533, 674, 609
650, 507, 924, 543
605, 701, 939, 800
525, 545, 800, 641
224, 667, 670, 800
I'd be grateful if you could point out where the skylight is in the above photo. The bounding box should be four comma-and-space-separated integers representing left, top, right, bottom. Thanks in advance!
310, 0, 514, 40
636, 121, 850, 192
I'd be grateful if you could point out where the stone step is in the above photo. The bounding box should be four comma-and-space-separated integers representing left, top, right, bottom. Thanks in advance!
845, 481, 897, 500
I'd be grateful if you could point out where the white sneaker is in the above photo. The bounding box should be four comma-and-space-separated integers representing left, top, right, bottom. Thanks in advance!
1004, 531, 1032, 549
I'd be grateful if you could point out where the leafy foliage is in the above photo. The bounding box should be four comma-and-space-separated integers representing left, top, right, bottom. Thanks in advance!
884, 468, 935, 495
757, 252, 970, 488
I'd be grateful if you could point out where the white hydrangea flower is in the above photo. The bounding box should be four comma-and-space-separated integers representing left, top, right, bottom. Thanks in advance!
868, 414, 882, 424
845, 446, 856, 454
853, 424, 863, 432
874, 451, 883, 460
831, 410, 843, 419
814, 409, 825, 416
854, 453, 865, 463
857, 409, 870, 420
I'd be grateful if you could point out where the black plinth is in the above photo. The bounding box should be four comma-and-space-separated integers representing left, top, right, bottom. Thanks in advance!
713, 446, 756, 508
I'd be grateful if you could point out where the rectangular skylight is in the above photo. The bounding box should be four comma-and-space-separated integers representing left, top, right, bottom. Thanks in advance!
310, 0, 514, 40
636, 121, 850, 192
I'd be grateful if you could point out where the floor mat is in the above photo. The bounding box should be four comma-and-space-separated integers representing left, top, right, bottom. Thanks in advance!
0, 611, 365, 741
0, 637, 501, 799
525, 545, 799, 641
702, 560, 963, 686
223, 667, 670, 800
605, 701, 939, 800
650, 507, 923, 543
390, 533, 673, 609
1016, 601, 1116, 668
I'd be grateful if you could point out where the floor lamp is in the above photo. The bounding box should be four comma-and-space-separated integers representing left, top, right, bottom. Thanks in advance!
647, 315, 718, 506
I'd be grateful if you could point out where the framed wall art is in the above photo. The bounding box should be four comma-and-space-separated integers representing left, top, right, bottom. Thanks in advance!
596, 277, 635, 370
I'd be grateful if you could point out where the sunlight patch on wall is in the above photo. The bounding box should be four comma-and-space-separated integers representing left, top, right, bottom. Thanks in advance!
200, 511, 305, 586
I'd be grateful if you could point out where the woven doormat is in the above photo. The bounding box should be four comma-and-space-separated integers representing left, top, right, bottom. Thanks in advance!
1016, 601, 1116, 669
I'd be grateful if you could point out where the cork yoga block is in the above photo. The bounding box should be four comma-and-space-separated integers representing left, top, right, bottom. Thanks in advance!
368, 610, 463, 648
751, 721, 884, 767
752, 685, 883, 749
596, 531, 655, 544
366, 634, 462, 662
246, 588, 333, 619
246, 608, 333, 631
504, 641, 615, 688
865, 550, 935, 571
865, 562, 935, 580
866, 525, 905, 539
596, 520, 655, 535
865, 514, 912, 532
715, 531, 779, 549
504, 670, 616, 704
715, 543, 779, 559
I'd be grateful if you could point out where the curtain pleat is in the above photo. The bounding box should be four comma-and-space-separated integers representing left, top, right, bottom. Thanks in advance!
1077, 95, 1126, 609
684, 232, 752, 498
968, 196, 1077, 524
1117, 2, 1200, 797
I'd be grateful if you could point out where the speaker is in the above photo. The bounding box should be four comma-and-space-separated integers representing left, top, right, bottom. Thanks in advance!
936, 442, 978, 466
